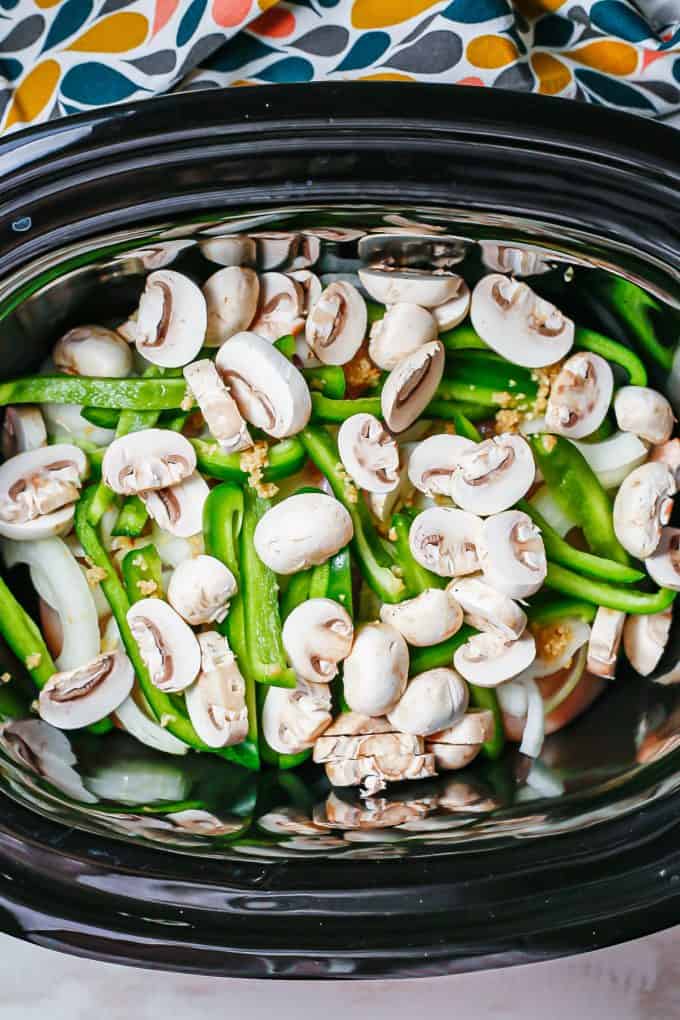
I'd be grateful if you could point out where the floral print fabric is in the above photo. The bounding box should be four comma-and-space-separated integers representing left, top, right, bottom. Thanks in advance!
0, 0, 679, 134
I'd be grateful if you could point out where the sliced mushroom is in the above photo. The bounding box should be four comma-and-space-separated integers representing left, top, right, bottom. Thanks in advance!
387, 667, 469, 736
429, 708, 495, 745
249, 272, 304, 341
282, 597, 353, 683
343, 622, 409, 716
337, 413, 399, 494
450, 434, 535, 515
131, 270, 206, 367
313, 731, 423, 763
183, 359, 252, 453
288, 270, 322, 314
53, 326, 133, 378
650, 438, 680, 483
545, 352, 613, 439
432, 281, 471, 332
102, 428, 196, 495
127, 597, 201, 692
380, 588, 463, 647
0, 444, 87, 540
480, 243, 551, 277
381, 340, 445, 433
252, 231, 308, 270
141, 471, 209, 539
262, 680, 332, 755
479, 510, 547, 599
324, 752, 436, 788
453, 630, 536, 687
358, 267, 464, 308
0, 718, 97, 804
470, 274, 574, 367
613, 462, 676, 559
185, 631, 248, 748
645, 527, 680, 590
215, 331, 311, 438
323, 711, 396, 736
167, 554, 237, 625
623, 610, 672, 677
305, 280, 367, 366
199, 234, 256, 267
1, 406, 46, 459
320, 790, 437, 830
409, 506, 483, 577
614, 385, 674, 445
426, 743, 482, 771
407, 433, 475, 497
368, 303, 437, 370
253, 492, 352, 574
587, 607, 625, 679
38, 650, 134, 730
202, 266, 260, 346
447, 577, 527, 640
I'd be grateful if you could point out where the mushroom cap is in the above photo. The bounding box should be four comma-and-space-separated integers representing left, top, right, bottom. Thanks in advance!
645, 526, 680, 590
305, 280, 367, 365
313, 731, 423, 764
453, 630, 536, 687
587, 607, 625, 679
0, 443, 87, 540
185, 631, 248, 748
407, 433, 475, 497
649, 438, 680, 483
426, 742, 482, 771
215, 331, 311, 439
262, 680, 332, 755
53, 326, 133, 378
409, 506, 483, 577
288, 270, 322, 314
358, 268, 464, 308
102, 428, 196, 495
387, 667, 469, 736
342, 622, 410, 717
202, 266, 260, 347
337, 413, 399, 494
127, 597, 201, 692
282, 597, 354, 683
613, 462, 676, 559
1, 405, 46, 459
380, 587, 463, 647
447, 577, 527, 640
479, 509, 547, 599
38, 650, 134, 730
0, 718, 97, 804
381, 340, 445, 433
199, 235, 257, 267
249, 271, 304, 341
133, 270, 206, 367
253, 492, 353, 574
183, 359, 252, 453
431, 281, 471, 332
545, 352, 614, 439
450, 433, 535, 515
623, 610, 672, 677
428, 707, 495, 745
480, 243, 551, 277
324, 752, 436, 788
323, 712, 396, 737
368, 303, 437, 371
614, 385, 675, 446
141, 471, 209, 538
470, 273, 574, 367
167, 554, 237, 625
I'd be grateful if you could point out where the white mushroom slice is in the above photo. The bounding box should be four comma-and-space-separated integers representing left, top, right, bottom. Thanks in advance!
39, 650, 134, 730
53, 326, 133, 378
470, 274, 574, 367
0, 719, 97, 804
215, 331, 311, 439
252, 232, 303, 270
127, 597, 201, 693
587, 607, 625, 679
282, 597, 353, 683
613, 462, 676, 559
569, 431, 648, 490
358, 268, 463, 308
614, 385, 674, 445
167, 555, 237, 625
381, 340, 445, 433
183, 359, 251, 453
202, 266, 260, 347
545, 352, 613, 439
132, 270, 206, 367
323, 712, 396, 737
288, 270, 322, 314
432, 281, 471, 332
645, 527, 680, 590
2, 407, 46, 459
102, 428, 196, 495
249, 272, 304, 342
338, 413, 399, 494
185, 632, 248, 748
479, 510, 547, 599
343, 622, 409, 717
366, 440, 417, 523
262, 680, 332, 755
380, 588, 463, 647
453, 630, 536, 687
368, 303, 437, 371
429, 708, 495, 745
199, 235, 256, 267
480, 243, 551, 277
407, 433, 475, 497
0, 444, 87, 540
141, 471, 208, 539
649, 438, 680, 483
313, 732, 423, 763
324, 753, 436, 788
253, 492, 352, 574
426, 742, 481, 771
450, 434, 534, 515
447, 577, 526, 640
305, 281, 367, 365
623, 610, 672, 677
409, 507, 483, 577
387, 667, 469, 736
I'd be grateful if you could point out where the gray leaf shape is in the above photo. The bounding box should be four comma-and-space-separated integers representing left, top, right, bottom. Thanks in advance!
177, 33, 225, 80
0, 88, 10, 123
293, 25, 349, 56
128, 50, 177, 76
385, 30, 462, 74
494, 62, 534, 92
398, 13, 440, 47
0, 14, 44, 53
99, 0, 136, 12
640, 80, 680, 102
175, 78, 220, 93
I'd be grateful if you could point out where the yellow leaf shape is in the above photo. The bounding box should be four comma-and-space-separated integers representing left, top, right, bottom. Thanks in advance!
33, 0, 62, 7
358, 72, 415, 81
566, 40, 637, 76
352, 0, 440, 30
258, 0, 279, 8
531, 52, 571, 95
67, 12, 148, 53
467, 35, 519, 69
5, 59, 60, 130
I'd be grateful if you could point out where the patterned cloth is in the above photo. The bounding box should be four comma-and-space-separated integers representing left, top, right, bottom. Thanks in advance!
0, 0, 679, 134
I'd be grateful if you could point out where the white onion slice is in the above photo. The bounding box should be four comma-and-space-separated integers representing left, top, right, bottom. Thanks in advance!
529, 485, 576, 538
114, 696, 189, 756
530, 618, 591, 679
519, 415, 547, 437
524, 760, 565, 797
519, 677, 545, 758
496, 681, 527, 717
83, 758, 192, 804
569, 431, 648, 490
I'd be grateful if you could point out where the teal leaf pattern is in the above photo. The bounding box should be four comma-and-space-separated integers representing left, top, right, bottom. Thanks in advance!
61, 62, 143, 104
41, 0, 93, 53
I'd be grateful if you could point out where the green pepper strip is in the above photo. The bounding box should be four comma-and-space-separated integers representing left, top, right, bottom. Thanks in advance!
121, 543, 163, 605
280, 569, 312, 622
439, 323, 489, 352
0, 376, 191, 410
112, 495, 148, 538
191, 437, 306, 483
80, 406, 120, 429
545, 562, 676, 615
575, 327, 647, 387
442, 350, 538, 406
273, 334, 296, 359
391, 513, 444, 598
449, 411, 482, 443
0, 575, 55, 688
366, 300, 386, 326
591, 275, 673, 372
530, 433, 629, 566
303, 366, 346, 399
468, 685, 505, 761
526, 596, 597, 626
311, 392, 490, 424
409, 627, 474, 672
436, 378, 528, 410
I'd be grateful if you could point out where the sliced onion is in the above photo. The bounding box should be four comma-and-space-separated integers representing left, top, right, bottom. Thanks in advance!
497, 680, 526, 717
114, 696, 189, 756
529, 485, 576, 538
519, 415, 547, 437
524, 760, 565, 797
530, 618, 591, 679
543, 645, 588, 715
569, 431, 648, 490
83, 758, 192, 805
151, 522, 203, 568
519, 677, 544, 758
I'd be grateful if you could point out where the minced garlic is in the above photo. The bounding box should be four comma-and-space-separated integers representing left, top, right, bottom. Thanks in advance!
335, 461, 358, 504
85, 565, 108, 587
240, 441, 279, 497
531, 621, 572, 663
136, 579, 158, 596
0, 673, 11, 684
495, 409, 522, 434
26, 653, 41, 670
344, 347, 381, 392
